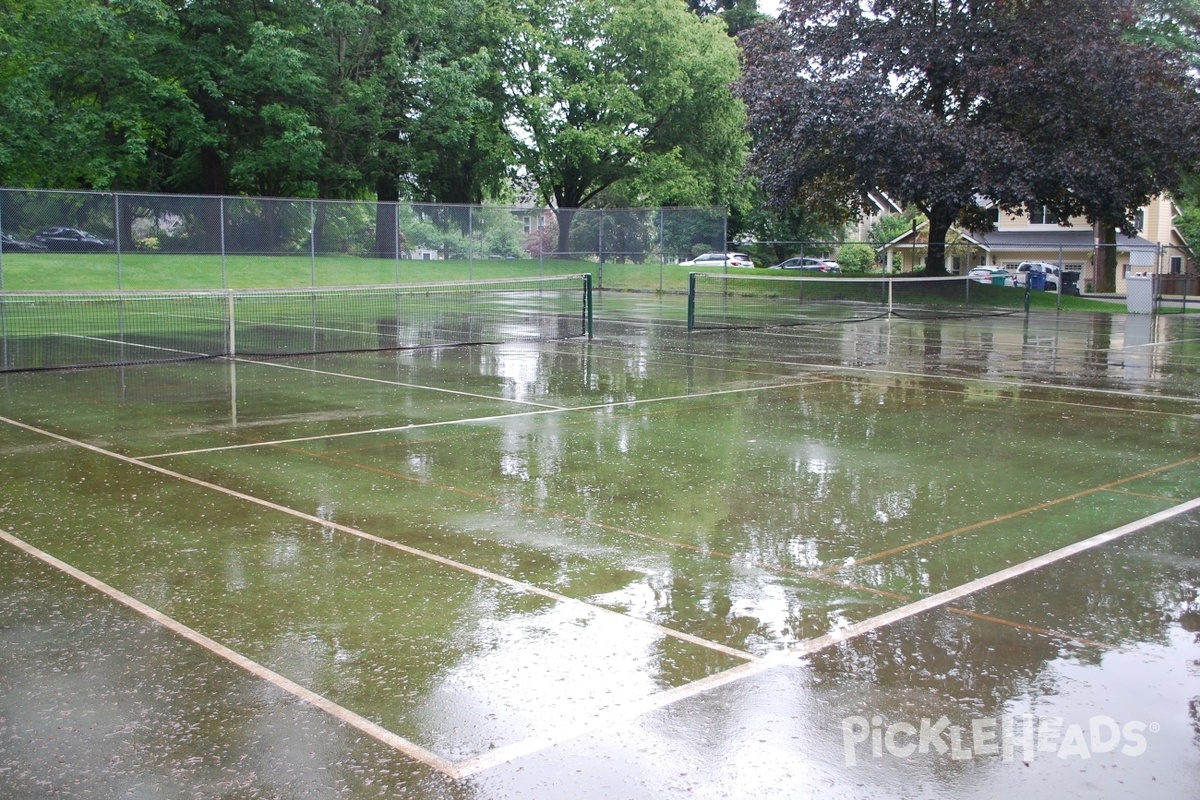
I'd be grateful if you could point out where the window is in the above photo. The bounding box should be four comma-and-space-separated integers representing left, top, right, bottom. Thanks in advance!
1134, 210, 1145, 231
1028, 206, 1053, 225
1171, 256, 1183, 274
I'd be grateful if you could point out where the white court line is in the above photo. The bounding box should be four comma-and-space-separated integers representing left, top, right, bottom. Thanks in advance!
0, 415, 754, 667
60, 333, 210, 358
138, 407, 567, 459
456, 495, 1200, 777
1104, 334, 1200, 352
232, 357, 567, 410
136, 379, 831, 460
0, 526, 460, 778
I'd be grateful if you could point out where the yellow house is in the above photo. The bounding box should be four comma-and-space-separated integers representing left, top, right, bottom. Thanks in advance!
883, 196, 1192, 294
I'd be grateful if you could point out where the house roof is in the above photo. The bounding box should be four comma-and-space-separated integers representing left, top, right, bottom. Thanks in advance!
885, 226, 1157, 253
971, 230, 1156, 252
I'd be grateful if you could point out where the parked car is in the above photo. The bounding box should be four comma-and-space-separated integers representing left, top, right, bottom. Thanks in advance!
32, 227, 115, 253
1012, 261, 1062, 291
0, 232, 48, 253
679, 252, 757, 269
967, 266, 1012, 286
771, 256, 841, 273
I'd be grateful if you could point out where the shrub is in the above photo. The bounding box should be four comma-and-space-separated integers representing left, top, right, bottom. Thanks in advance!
837, 242, 878, 273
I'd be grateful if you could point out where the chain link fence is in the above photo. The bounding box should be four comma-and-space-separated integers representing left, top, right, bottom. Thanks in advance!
4, 189, 1192, 297
0, 188, 727, 292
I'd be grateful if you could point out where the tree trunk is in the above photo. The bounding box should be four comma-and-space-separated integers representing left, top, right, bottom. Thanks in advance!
923, 203, 956, 276
374, 173, 400, 258
199, 146, 227, 253
1098, 222, 1118, 293
554, 207, 576, 258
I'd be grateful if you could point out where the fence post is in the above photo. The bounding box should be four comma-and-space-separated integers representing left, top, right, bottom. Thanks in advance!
226, 290, 236, 357
658, 207, 664, 294
1057, 244, 1064, 308
687, 272, 697, 331
0, 191, 5, 371
219, 197, 227, 290
309, 200, 317, 287
114, 193, 123, 289
584, 272, 593, 339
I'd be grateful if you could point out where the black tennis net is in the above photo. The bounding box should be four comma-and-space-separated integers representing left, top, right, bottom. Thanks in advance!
0, 275, 593, 372
687, 272, 1020, 331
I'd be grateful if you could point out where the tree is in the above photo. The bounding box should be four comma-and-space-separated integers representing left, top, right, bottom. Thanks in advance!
0, 0, 203, 190
1131, 0, 1200, 274
683, 0, 769, 35
397, 0, 513, 205
171, 0, 344, 199
495, 0, 749, 256
738, 0, 1200, 277
1131, 0, 1200, 63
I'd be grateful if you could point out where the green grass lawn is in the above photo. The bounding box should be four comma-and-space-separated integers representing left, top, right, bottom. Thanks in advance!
0, 252, 608, 291
0, 252, 1183, 315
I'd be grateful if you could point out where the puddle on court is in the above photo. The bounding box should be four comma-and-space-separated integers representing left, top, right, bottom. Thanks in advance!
0, 428, 748, 764
138, 365, 1200, 649
467, 523, 1200, 798
0, 547, 470, 800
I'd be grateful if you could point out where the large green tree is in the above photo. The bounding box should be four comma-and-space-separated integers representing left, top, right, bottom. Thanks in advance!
495, 0, 749, 255
0, 0, 203, 190
738, 0, 1200, 278
395, 0, 512, 204
171, 0, 328, 197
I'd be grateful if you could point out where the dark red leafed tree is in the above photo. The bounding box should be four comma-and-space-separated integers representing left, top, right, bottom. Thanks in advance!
738, 0, 1200, 279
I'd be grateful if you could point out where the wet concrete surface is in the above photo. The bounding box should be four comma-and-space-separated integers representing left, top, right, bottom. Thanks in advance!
2, 302, 1199, 797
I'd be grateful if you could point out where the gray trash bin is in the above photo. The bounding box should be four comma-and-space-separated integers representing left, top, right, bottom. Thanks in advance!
1126, 273, 1156, 314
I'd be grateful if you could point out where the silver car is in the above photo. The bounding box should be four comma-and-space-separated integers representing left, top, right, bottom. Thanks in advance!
680, 252, 757, 269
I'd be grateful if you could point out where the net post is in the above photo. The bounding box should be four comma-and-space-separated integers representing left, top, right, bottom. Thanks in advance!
887, 278, 894, 316
226, 290, 236, 357
584, 272, 593, 339
687, 272, 697, 331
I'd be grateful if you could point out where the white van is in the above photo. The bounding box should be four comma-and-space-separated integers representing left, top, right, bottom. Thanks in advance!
1012, 261, 1061, 291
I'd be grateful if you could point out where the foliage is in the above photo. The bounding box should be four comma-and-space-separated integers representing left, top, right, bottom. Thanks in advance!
1174, 204, 1200, 254
1133, 0, 1200, 267
836, 243, 878, 274
0, 0, 755, 255
1130, 0, 1200, 64
474, 205, 528, 258
495, 0, 749, 254
738, 0, 1200, 277
0, 0, 203, 190
867, 214, 919, 250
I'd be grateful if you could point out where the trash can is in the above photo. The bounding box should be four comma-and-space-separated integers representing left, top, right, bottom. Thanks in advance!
991, 273, 1007, 286
1062, 270, 1081, 296
1126, 273, 1155, 314
1028, 271, 1046, 291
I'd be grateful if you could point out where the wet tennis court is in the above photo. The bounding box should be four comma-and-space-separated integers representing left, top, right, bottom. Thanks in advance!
2, 294, 1199, 798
